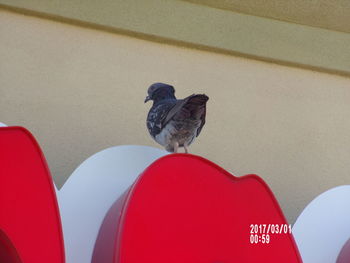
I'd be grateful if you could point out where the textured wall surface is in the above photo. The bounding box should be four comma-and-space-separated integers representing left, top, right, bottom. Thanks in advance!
186, 0, 350, 33
1, 10, 350, 223
1, 0, 350, 76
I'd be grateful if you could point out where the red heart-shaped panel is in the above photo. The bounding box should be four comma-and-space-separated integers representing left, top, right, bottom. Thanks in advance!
0, 127, 65, 263
93, 154, 302, 263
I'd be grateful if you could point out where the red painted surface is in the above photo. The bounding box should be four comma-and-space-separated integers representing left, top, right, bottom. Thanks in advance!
0, 126, 302, 262
337, 238, 350, 263
0, 127, 65, 263
95, 154, 302, 263
0, 230, 22, 263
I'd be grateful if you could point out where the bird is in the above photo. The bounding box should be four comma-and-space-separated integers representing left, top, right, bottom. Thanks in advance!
145, 82, 208, 153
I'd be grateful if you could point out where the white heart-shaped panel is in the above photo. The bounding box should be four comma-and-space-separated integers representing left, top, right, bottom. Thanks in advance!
293, 185, 350, 263
57, 145, 167, 263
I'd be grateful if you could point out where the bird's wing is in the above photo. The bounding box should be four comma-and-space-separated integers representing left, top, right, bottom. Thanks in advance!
148, 94, 208, 138
196, 102, 206, 137
164, 96, 193, 124
167, 94, 208, 137
147, 100, 177, 137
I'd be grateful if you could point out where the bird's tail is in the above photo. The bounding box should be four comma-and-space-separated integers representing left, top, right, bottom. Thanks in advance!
187, 94, 209, 105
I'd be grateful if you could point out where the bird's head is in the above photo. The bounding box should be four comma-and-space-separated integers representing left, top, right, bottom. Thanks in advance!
145, 83, 176, 103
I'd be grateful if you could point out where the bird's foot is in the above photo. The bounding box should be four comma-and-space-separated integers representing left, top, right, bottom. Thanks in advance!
173, 141, 179, 153
184, 144, 189, 154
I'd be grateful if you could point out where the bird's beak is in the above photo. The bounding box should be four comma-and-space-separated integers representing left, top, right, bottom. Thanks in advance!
144, 96, 151, 103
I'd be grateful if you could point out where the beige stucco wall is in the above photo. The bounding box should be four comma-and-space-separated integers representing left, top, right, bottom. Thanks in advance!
1, 9, 350, 224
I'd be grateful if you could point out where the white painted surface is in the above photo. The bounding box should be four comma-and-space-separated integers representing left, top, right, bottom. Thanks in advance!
0, 122, 7, 127
56, 145, 167, 263
293, 185, 350, 263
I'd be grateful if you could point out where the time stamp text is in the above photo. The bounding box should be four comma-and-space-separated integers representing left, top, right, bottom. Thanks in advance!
250, 224, 292, 244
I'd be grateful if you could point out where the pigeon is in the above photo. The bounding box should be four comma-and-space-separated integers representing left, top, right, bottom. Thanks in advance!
145, 83, 208, 153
